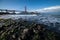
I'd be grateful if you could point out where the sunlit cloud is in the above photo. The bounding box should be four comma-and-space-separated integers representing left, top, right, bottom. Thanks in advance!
36, 6, 60, 13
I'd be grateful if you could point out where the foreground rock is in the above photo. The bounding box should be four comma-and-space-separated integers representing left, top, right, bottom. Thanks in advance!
0, 19, 60, 40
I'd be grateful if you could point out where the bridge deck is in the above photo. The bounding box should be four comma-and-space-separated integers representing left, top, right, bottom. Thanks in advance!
0, 9, 40, 15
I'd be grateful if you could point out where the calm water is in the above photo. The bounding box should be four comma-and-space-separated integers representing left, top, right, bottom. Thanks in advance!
0, 14, 37, 19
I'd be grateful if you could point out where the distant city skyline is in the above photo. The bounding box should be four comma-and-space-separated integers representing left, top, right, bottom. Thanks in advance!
0, 0, 60, 12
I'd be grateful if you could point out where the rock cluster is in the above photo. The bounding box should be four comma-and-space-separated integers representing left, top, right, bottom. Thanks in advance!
0, 19, 60, 40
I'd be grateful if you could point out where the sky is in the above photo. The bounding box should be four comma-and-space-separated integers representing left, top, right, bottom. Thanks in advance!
0, 0, 60, 12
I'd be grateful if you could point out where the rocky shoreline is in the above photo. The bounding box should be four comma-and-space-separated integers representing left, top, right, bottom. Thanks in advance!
0, 19, 60, 40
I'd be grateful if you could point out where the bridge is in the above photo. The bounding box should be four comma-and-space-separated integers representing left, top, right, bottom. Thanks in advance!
0, 9, 21, 14
0, 9, 40, 15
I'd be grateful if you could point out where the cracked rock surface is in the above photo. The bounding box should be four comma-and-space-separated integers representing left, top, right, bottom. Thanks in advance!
0, 19, 60, 40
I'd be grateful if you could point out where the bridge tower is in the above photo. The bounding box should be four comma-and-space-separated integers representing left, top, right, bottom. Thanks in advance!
25, 6, 27, 12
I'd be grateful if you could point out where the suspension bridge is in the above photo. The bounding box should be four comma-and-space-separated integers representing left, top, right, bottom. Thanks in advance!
0, 9, 21, 14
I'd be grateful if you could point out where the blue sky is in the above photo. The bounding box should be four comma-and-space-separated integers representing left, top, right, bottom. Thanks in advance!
0, 0, 60, 11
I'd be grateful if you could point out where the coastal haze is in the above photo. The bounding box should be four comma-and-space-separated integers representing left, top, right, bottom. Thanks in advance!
0, 0, 60, 32
0, 0, 60, 40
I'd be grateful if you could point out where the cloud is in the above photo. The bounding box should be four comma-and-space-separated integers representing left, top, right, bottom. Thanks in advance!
36, 6, 60, 13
